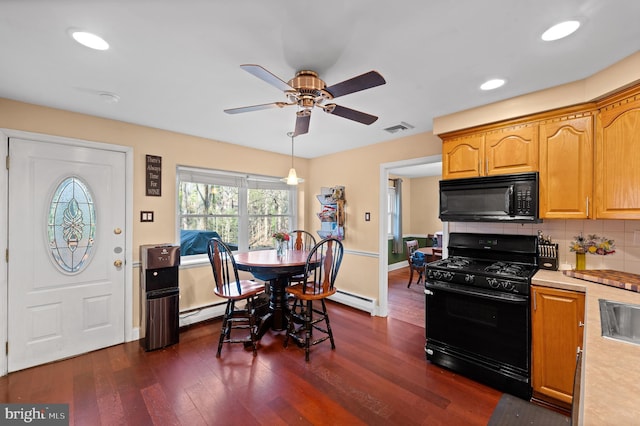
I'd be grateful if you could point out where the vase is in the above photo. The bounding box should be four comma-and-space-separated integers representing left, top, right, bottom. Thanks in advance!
575, 252, 586, 270
276, 239, 286, 257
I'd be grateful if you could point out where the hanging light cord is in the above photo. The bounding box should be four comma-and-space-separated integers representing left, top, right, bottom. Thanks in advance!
287, 131, 295, 167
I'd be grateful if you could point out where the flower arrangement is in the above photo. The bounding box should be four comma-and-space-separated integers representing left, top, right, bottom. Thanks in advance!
272, 231, 290, 242
569, 233, 615, 255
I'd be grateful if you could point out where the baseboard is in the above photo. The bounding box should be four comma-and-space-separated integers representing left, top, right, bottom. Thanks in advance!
179, 303, 226, 327
330, 290, 377, 315
388, 261, 409, 271
134, 294, 375, 343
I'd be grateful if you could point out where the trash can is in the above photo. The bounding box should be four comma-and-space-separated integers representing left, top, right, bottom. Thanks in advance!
140, 244, 180, 351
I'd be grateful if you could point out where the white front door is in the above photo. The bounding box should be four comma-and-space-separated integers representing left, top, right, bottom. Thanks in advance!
8, 137, 127, 372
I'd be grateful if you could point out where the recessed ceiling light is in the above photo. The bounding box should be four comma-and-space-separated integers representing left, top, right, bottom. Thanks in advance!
480, 79, 505, 91
541, 20, 580, 41
70, 30, 109, 50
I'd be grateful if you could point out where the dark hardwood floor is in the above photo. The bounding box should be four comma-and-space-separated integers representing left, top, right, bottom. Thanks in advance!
0, 267, 501, 425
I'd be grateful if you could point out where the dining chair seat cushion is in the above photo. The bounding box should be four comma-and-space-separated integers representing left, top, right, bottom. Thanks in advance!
286, 282, 337, 300
214, 280, 265, 300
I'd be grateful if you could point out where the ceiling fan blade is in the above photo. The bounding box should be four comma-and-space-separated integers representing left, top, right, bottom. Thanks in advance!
324, 70, 386, 99
324, 104, 378, 125
224, 102, 289, 114
293, 110, 311, 136
240, 64, 294, 92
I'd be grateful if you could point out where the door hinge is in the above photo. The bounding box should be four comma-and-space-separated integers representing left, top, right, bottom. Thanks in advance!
5, 341, 7, 355
5, 155, 9, 170
5, 249, 8, 263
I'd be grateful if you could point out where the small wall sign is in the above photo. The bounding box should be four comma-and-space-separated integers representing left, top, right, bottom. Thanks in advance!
146, 155, 161, 196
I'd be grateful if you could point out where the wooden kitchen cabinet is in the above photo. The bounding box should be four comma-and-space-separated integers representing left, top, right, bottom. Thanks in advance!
595, 84, 640, 219
442, 133, 485, 179
484, 123, 538, 176
441, 122, 538, 179
531, 285, 585, 410
539, 109, 595, 219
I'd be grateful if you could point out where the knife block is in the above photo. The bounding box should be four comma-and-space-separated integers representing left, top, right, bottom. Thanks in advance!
538, 243, 559, 270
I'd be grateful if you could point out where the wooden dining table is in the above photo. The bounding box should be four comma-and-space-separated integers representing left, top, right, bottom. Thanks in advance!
234, 249, 319, 334
418, 246, 443, 263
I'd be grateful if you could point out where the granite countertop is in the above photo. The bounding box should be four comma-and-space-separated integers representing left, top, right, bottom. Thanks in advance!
532, 270, 640, 425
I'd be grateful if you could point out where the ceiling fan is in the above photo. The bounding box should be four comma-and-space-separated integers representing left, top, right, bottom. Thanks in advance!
224, 64, 386, 137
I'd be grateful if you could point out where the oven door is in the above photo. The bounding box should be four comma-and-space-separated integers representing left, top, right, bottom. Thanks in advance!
424, 280, 531, 398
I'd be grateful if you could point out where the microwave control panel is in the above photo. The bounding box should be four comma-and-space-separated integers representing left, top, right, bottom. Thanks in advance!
514, 183, 535, 215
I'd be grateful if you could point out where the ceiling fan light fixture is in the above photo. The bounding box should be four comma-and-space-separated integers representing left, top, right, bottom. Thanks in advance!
69, 29, 109, 50
541, 20, 580, 41
286, 168, 300, 185
281, 132, 304, 185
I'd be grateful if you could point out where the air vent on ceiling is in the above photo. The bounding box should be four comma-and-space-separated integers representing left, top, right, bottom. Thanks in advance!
384, 121, 414, 134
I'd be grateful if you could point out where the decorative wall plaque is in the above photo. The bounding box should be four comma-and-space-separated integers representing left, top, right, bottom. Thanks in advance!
146, 155, 162, 196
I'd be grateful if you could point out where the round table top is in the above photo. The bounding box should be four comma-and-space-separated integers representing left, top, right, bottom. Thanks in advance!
234, 249, 312, 268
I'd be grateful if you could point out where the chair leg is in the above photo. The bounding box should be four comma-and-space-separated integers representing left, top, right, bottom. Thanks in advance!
283, 299, 293, 348
407, 268, 414, 288
305, 300, 313, 362
247, 297, 258, 357
321, 299, 335, 350
217, 300, 232, 357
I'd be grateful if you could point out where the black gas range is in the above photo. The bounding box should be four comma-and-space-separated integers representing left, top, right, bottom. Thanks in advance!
424, 232, 539, 400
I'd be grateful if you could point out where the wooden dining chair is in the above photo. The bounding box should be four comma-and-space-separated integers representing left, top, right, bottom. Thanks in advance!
289, 229, 317, 251
406, 239, 426, 288
288, 230, 317, 285
284, 237, 344, 361
207, 238, 265, 357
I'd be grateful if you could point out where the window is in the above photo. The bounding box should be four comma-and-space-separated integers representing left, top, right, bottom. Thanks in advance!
177, 166, 297, 256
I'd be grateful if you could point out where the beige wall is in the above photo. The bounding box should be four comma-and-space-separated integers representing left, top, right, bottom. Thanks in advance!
409, 175, 441, 236
0, 97, 441, 324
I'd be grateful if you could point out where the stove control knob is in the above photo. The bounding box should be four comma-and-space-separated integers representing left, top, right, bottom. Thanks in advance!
464, 274, 475, 284
487, 277, 500, 288
502, 281, 515, 292
442, 271, 454, 281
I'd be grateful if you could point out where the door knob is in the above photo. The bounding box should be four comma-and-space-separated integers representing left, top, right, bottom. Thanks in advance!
114, 259, 123, 268
114, 228, 122, 235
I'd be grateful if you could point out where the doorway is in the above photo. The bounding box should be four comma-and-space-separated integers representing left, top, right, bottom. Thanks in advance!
378, 155, 443, 317
1, 129, 134, 374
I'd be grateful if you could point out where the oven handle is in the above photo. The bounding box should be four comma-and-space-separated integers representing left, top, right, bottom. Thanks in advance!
425, 282, 529, 304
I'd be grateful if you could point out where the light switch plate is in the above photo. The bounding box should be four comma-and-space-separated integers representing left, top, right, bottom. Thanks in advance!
140, 211, 154, 222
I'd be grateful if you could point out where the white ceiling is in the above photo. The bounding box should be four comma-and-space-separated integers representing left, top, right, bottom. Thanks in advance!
1, 1, 639, 160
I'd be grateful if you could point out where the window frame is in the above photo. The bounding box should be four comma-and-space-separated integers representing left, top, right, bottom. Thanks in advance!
176, 166, 298, 261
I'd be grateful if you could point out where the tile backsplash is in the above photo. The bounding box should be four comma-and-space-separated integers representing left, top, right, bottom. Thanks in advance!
448, 220, 640, 275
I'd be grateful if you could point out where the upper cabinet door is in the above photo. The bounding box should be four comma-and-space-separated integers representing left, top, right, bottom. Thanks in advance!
539, 113, 594, 219
442, 134, 485, 179
596, 86, 640, 219
485, 124, 538, 176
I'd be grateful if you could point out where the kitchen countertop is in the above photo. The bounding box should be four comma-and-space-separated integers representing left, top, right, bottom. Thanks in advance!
532, 270, 640, 425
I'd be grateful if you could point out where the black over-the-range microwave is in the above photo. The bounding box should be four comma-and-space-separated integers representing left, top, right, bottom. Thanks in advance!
439, 172, 540, 223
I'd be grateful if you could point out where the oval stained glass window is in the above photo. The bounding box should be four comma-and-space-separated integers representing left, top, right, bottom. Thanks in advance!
47, 176, 96, 273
